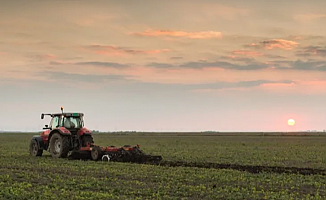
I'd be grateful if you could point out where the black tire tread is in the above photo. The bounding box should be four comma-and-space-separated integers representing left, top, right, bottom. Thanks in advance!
49, 133, 71, 158
30, 139, 43, 156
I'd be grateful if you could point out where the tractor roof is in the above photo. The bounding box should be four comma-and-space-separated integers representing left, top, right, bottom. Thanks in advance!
41, 112, 84, 119
41, 107, 84, 119
52, 113, 84, 117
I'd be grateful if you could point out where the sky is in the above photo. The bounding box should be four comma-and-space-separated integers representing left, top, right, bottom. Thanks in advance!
1, 0, 326, 132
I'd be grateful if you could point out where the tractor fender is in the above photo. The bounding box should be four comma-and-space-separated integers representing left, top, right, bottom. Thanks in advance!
32, 135, 46, 150
48, 128, 71, 146
78, 127, 92, 136
50, 127, 71, 136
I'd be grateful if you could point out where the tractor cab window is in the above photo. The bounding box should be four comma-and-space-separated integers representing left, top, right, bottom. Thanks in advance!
51, 116, 59, 129
62, 116, 83, 129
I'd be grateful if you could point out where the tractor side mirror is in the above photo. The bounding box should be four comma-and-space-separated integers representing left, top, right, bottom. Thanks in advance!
41, 114, 44, 119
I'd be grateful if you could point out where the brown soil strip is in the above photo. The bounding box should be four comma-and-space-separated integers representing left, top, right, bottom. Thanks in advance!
148, 161, 326, 176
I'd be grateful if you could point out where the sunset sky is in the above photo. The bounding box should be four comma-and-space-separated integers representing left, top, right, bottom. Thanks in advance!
1, 0, 326, 132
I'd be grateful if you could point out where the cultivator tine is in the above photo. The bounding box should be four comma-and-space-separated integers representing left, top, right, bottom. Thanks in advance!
99, 145, 163, 164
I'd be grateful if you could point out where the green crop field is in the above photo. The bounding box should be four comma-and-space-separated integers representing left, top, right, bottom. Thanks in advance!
1, 132, 326, 199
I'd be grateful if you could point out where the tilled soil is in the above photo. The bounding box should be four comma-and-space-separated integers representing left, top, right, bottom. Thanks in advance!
66, 154, 326, 176
150, 161, 326, 176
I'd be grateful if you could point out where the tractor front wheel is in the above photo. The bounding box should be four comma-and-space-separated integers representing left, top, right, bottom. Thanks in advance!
30, 139, 43, 156
49, 133, 70, 158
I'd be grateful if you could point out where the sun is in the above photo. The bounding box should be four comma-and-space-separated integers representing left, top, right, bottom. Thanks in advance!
287, 119, 295, 126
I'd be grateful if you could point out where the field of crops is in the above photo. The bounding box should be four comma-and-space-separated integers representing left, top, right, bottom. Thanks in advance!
1, 132, 326, 199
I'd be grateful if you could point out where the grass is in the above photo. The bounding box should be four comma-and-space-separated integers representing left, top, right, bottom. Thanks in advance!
0, 132, 326, 199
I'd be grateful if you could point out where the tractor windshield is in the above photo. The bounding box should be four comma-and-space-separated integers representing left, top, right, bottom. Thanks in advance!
61, 116, 83, 129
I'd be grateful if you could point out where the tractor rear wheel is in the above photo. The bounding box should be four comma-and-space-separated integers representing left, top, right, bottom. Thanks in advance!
81, 135, 94, 147
30, 139, 43, 156
49, 133, 70, 158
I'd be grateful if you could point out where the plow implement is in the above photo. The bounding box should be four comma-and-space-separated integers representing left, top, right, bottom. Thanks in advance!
78, 144, 163, 163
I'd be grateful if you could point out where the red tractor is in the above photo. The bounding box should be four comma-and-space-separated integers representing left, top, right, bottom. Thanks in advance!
30, 107, 162, 163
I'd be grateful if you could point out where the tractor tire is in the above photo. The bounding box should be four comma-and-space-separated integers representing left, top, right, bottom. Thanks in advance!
30, 139, 43, 156
90, 146, 103, 161
81, 135, 94, 147
49, 133, 70, 158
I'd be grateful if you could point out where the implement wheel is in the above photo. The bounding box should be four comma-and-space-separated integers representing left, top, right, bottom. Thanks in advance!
49, 133, 70, 158
91, 147, 103, 161
30, 139, 43, 157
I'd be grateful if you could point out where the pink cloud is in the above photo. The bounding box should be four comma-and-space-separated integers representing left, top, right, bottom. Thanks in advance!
43, 54, 56, 59
247, 39, 299, 50
259, 80, 326, 94
85, 45, 170, 55
232, 50, 263, 57
133, 30, 223, 39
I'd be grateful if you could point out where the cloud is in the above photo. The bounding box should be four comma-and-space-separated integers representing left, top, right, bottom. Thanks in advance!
85, 45, 170, 55
296, 45, 326, 57
293, 14, 326, 22
288, 35, 325, 41
232, 50, 263, 57
263, 54, 287, 59
74, 61, 130, 68
170, 56, 183, 60
132, 30, 223, 39
190, 80, 294, 92
29, 54, 56, 62
260, 82, 295, 87
245, 39, 299, 50
148, 60, 269, 70
147, 58, 326, 72
37, 71, 129, 83
49, 61, 65, 65
272, 60, 326, 71
219, 56, 255, 63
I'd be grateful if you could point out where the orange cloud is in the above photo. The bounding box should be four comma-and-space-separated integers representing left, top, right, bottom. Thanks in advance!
293, 14, 326, 22
247, 39, 299, 50
232, 50, 263, 57
86, 45, 170, 55
43, 54, 56, 59
261, 39, 299, 50
133, 30, 223, 39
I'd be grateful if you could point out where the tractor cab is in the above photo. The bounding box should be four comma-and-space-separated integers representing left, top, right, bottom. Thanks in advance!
41, 107, 84, 132
42, 113, 84, 130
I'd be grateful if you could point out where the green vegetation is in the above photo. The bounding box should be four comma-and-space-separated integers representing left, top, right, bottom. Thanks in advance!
0, 133, 326, 199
